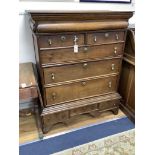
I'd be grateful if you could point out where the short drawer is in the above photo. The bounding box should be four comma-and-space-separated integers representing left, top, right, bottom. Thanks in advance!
70, 104, 98, 117
40, 43, 124, 65
43, 58, 121, 84
99, 100, 119, 110
87, 31, 125, 45
42, 111, 69, 125
38, 34, 84, 49
45, 75, 118, 106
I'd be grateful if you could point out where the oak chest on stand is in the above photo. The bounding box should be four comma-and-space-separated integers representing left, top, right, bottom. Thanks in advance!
28, 11, 133, 133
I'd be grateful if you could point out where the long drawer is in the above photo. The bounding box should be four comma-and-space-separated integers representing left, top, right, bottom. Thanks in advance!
43, 58, 121, 84
40, 43, 124, 65
45, 75, 118, 106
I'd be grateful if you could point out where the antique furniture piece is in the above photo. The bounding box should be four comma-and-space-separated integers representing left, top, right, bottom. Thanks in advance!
19, 62, 43, 138
119, 25, 135, 122
28, 11, 133, 133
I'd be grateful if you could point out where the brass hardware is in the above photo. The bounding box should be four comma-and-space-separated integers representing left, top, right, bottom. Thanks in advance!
115, 34, 119, 40
108, 82, 112, 88
48, 39, 52, 45
105, 33, 109, 38
94, 36, 97, 42
52, 92, 56, 100
61, 36, 66, 41
114, 47, 117, 54
84, 47, 88, 52
111, 64, 115, 70
83, 63, 88, 68
51, 73, 55, 80
81, 81, 86, 86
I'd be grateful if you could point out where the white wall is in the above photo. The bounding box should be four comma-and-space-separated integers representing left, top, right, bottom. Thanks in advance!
19, 1, 135, 63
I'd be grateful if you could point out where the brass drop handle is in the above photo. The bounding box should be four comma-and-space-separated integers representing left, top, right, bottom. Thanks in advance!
94, 36, 97, 42
84, 47, 88, 52
105, 33, 109, 38
114, 47, 117, 54
51, 73, 55, 80
48, 39, 52, 45
52, 92, 56, 100
108, 81, 112, 88
115, 34, 119, 40
111, 64, 115, 71
81, 81, 86, 86
83, 63, 88, 68
61, 36, 66, 41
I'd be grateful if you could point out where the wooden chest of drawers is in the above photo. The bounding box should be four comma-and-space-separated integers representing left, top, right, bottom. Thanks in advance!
28, 11, 133, 133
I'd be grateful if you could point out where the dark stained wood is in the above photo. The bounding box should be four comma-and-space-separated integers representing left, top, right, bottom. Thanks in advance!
99, 100, 119, 110
38, 33, 84, 48
36, 21, 128, 33
43, 58, 122, 84
28, 11, 133, 21
119, 27, 135, 123
87, 31, 125, 45
45, 75, 118, 106
43, 111, 69, 127
40, 43, 124, 65
28, 11, 133, 33
70, 104, 98, 117
28, 11, 133, 133
41, 93, 121, 133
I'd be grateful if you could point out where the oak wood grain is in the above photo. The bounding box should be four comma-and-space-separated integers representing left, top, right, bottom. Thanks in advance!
28, 11, 133, 133
40, 43, 124, 65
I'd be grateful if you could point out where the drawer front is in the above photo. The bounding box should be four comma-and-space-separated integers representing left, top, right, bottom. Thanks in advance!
40, 43, 124, 64
70, 104, 98, 117
99, 100, 119, 110
43, 111, 69, 125
87, 31, 125, 45
43, 59, 121, 84
45, 75, 118, 106
38, 34, 84, 49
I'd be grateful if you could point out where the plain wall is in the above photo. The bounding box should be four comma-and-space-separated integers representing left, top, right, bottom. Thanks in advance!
19, 1, 135, 63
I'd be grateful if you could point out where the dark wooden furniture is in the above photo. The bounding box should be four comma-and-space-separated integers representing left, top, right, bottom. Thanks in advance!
19, 62, 43, 138
28, 11, 133, 133
119, 26, 135, 122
